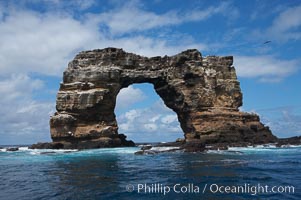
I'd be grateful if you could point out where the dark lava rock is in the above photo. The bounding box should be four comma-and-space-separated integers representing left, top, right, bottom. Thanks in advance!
30, 132, 135, 149
29, 142, 65, 149
155, 141, 184, 147
276, 136, 301, 147
141, 145, 152, 150
6, 147, 19, 151
134, 150, 158, 155
40, 151, 57, 155
182, 141, 206, 152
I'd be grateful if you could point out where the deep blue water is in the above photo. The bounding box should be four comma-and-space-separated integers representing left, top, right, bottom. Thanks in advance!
0, 146, 300, 200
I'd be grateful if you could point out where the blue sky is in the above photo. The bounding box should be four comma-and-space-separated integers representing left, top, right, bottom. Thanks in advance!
0, 0, 300, 144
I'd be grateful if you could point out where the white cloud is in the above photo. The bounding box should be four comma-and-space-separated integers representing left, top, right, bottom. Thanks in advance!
267, 5, 301, 42
0, 9, 99, 76
124, 109, 141, 121
256, 106, 301, 138
104, 36, 207, 57
0, 74, 43, 102
116, 85, 146, 110
0, 5, 208, 77
95, 1, 238, 35
161, 115, 177, 124
252, 5, 301, 42
234, 55, 299, 82
117, 100, 182, 142
144, 123, 158, 132
0, 74, 54, 144
149, 115, 161, 123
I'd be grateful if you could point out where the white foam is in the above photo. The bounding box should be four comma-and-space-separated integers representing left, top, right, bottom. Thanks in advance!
254, 144, 277, 148
206, 150, 243, 155
280, 144, 301, 148
206, 150, 222, 154
19, 147, 29, 151
228, 144, 301, 153
150, 147, 180, 152
29, 151, 40, 155
137, 144, 152, 148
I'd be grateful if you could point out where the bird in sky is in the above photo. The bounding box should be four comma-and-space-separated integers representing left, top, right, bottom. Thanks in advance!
263, 41, 272, 44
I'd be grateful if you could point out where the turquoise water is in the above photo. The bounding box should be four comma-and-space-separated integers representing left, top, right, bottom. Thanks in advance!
0, 146, 300, 199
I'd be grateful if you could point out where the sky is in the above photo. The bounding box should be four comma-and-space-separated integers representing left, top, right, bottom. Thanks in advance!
0, 0, 300, 144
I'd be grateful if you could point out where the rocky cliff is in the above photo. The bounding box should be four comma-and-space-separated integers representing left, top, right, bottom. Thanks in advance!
45, 48, 277, 149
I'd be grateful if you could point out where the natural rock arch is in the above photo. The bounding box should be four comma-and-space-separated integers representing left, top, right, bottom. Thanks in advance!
115, 83, 183, 142
49, 48, 277, 149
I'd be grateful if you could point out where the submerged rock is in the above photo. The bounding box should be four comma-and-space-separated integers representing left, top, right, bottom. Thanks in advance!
140, 145, 152, 150
29, 137, 135, 150
6, 147, 19, 151
29, 142, 64, 149
40, 151, 57, 155
182, 142, 206, 152
134, 150, 158, 155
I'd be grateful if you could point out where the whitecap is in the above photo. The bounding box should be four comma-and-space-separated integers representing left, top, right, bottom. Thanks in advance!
280, 144, 301, 148
18, 147, 29, 151
206, 150, 243, 155
29, 151, 40, 155
150, 147, 181, 152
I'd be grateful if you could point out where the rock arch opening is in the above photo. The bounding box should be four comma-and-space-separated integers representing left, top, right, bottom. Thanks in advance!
115, 83, 182, 143
47, 47, 277, 149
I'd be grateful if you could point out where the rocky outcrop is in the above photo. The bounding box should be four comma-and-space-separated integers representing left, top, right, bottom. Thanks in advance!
276, 136, 301, 147
41, 47, 277, 149
6, 147, 19, 151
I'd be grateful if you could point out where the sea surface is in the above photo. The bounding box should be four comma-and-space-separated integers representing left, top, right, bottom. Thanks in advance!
0, 145, 300, 200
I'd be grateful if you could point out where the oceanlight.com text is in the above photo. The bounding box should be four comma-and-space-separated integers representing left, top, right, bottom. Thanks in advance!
208, 183, 295, 196
126, 183, 295, 196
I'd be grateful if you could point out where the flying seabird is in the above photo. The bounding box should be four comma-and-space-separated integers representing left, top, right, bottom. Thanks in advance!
263, 41, 272, 44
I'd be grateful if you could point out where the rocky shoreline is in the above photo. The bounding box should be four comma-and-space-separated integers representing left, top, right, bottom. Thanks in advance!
134, 136, 301, 154
29, 133, 135, 150
27, 136, 301, 154
1, 136, 299, 153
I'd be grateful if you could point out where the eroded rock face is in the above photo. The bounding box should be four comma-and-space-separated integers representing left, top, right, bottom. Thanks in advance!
50, 47, 277, 149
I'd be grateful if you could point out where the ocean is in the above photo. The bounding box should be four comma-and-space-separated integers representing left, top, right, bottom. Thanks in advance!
0, 145, 300, 200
